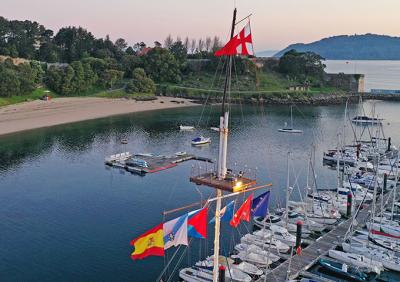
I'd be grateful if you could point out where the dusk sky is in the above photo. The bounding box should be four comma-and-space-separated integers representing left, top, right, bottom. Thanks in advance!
2, 0, 400, 51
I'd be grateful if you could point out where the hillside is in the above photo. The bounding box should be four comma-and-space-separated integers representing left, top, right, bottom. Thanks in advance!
274, 34, 400, 60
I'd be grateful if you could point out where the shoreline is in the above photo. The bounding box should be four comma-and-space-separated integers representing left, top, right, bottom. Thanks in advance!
0, 97, 198, 137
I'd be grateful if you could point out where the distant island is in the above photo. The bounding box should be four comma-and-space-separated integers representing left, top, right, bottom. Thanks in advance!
273, 34, 400, 60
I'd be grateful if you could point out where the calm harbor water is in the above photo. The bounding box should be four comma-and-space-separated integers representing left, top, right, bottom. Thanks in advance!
1, 101, 400, 281
325, 60, 400, 91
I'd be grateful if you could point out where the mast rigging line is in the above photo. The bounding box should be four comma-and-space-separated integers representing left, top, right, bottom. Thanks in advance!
162, 183, 272, 216
235, 14, 252, 26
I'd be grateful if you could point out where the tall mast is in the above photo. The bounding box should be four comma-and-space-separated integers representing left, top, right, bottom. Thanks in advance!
213, 8, 237, 282
285, 152, 290, 228
290, 105, 293, 129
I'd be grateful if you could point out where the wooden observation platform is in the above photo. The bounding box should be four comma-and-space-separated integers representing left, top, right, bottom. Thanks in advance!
190, 171, 257, 192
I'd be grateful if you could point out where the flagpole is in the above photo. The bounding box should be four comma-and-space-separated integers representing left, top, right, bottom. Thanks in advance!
213, 7, 237, 282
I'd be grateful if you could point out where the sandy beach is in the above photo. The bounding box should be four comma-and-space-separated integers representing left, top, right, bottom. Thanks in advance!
0, 97, 198, 137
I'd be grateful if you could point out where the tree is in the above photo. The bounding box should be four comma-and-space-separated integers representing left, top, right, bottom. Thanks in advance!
54, 26, 96, 62
125, 46, 135, 55
169, 40, 187, 66
278, 50, 325, 83
125, 68, 156, 94
70, 61, 86, 92
60, 65, 75, 95
99, 69, 123, 88
197, 38, 204, 52
38, 42, 60, 62
114, 38, 127, 52
190, 39, 196, 54
45, 66, 64, 93
16, 63, 36, 94
183, 37, 189, 51
212, 36, 221, 52
154, 41, 162, 48
133, 42, 146, 53
143, 47, 180, 83
82, 62, 97, 88
121, 54, 142, 78
205, 37, 212, 52
0, 66, 20, 97
28, 61, 45, 84
164, 34, 173, 49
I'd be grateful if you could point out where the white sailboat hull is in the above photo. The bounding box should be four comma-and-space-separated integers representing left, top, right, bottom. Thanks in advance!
328, 250, 383, 274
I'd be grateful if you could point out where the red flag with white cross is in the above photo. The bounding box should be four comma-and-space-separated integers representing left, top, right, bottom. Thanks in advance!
215, 22, 254, 57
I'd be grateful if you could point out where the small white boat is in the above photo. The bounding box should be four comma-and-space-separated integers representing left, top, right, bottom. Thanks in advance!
328, 249, 384, 274
210, 127, 220, 132
234, 261, 263, 276
104, 152, 132, 163
191, 136, 211, 146
179, 266, 251, 282
240, 233, 290, 253
234, 243, 281, 262
195, 256, 261, 277
253, 216, 312, 237
180, 125, 195, 131
278, 128, 303, 133
234, 251, 274, 267
253, 226, 296, 246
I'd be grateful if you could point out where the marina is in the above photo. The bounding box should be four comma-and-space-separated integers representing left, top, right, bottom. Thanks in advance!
2, 1, 400, 281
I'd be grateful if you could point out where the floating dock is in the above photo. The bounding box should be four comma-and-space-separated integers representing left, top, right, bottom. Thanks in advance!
105, 152, 213, 175
260, 192, 390, 281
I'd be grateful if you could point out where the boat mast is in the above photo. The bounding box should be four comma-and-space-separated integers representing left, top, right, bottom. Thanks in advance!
285, 151, 290, 228
391, 156, 399, 223
213, 8, 237, 282
290, 105, 293, 129
336, 133, 341, 196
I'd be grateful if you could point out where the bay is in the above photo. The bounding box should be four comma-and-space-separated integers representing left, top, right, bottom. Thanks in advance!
1, 100, 400, 281
325, 60, 400, 91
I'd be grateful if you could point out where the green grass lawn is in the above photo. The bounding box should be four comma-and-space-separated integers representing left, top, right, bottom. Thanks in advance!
257, 71, 291, 91
0, 87, 57, 107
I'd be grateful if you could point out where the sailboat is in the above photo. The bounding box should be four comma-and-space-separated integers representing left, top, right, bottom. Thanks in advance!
278, 105, 303, 133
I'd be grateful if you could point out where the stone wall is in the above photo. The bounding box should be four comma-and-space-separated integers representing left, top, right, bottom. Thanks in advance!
324, 73, 365, 92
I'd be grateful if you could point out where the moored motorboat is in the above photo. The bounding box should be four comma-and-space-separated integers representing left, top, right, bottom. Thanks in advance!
191, 136, 211, 146
317, 258, 370, 281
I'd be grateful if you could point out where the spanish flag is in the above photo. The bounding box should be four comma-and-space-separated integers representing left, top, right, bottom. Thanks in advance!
130, 223, 164, 260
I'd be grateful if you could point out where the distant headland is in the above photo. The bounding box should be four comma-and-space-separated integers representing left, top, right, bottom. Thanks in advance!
272, 34, 400, 60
